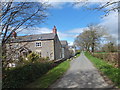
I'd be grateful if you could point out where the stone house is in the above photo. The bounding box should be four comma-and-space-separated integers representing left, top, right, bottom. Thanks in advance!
61, 40, 70, 59
8, 26, 62, 60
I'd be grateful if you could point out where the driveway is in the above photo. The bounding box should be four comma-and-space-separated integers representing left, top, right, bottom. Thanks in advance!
51, 52, 112, 88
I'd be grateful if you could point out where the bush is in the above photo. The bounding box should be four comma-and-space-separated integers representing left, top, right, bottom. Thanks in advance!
75, 50, 81, 55
37, 57, 49, 62
92, 53, 118, 67
15, 53, 50, 66
27, 52, 39, 62
2, 62, 53, 88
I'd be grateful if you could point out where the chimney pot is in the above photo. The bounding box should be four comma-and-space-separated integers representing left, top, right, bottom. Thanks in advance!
12, 31, 17, 39
52, 25, 57, 34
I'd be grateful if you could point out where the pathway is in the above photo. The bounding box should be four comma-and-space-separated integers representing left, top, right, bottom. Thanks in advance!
51, 52, 112, 88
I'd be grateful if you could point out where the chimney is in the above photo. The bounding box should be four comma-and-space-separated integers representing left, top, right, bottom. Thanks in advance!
52, 25, 57, 34
12, 31, 17, 39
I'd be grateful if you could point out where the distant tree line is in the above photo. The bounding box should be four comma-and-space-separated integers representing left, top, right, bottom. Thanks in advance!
74, 24, 118, 53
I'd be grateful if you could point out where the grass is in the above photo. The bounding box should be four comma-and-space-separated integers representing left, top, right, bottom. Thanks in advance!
25, 60, 70, 88
75, 53, 81, 57
85, 52, 120, 88
73, 53, 81, 59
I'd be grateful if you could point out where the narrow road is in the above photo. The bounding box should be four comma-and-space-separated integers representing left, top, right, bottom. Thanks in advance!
51, 52, 112, 88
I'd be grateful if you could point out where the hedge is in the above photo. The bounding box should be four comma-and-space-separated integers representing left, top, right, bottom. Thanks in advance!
92, 53, 118, 67
2, 62, 54, 88
85, 52, 120, 88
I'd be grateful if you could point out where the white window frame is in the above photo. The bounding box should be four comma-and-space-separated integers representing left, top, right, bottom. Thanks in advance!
35, 42, 42, 47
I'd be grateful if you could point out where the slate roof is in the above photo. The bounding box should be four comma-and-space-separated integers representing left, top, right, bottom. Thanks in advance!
11, 33, 56, 43
60, 40, 68, 47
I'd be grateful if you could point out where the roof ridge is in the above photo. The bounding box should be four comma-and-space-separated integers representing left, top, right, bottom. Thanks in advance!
11, 33, 56, 43
18, 33, 54, 37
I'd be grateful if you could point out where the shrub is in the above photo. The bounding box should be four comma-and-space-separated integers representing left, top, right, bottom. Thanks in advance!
45, 56, 49, 60
92, 53, 118, 67
75, 50, 81, 55
16, 53, 50, 66
27, 52, 39, 62
2, 62, 53, 88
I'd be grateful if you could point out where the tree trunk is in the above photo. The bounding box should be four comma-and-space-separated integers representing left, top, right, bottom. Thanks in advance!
91, 43, 95, 52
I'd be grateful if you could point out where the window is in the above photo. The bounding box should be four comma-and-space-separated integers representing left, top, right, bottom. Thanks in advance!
36, 42, 42, 47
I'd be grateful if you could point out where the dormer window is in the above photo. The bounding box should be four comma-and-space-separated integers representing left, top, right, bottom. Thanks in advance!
36, 42, 42, 47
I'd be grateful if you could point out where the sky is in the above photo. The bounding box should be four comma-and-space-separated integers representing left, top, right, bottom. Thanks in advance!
17, 1, 118, 45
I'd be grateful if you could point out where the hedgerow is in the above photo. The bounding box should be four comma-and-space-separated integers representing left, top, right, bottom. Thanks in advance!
2, 62, 54, 88
85, 52, 120, 88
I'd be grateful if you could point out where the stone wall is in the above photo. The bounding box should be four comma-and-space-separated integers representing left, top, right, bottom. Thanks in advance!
54, 35, 62, 60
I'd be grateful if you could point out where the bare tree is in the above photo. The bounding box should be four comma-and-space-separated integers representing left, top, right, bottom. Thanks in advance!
1, 1, 49, 45
74, 24, 105, 52
74, 0, 120, 16
88, 24, 105, 52
102, 42, 117, 52
101, 35, 118, 52
74, 29, 91, 51
0, 1, 50, 69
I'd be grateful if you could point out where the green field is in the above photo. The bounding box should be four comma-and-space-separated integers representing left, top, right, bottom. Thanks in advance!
85, 52, 120, 88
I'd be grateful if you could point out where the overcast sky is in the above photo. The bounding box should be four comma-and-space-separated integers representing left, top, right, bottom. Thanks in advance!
17, 1, 118, 45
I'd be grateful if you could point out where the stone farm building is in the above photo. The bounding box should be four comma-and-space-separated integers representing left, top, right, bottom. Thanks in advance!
7, 26, 71, 61
60, 40, 70, 59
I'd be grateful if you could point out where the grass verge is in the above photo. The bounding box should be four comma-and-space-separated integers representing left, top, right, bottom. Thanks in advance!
25, 60, 70, 88
85, 52, 120, 88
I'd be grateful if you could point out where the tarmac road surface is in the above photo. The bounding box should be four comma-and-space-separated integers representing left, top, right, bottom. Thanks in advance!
51, 52, 113, 88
